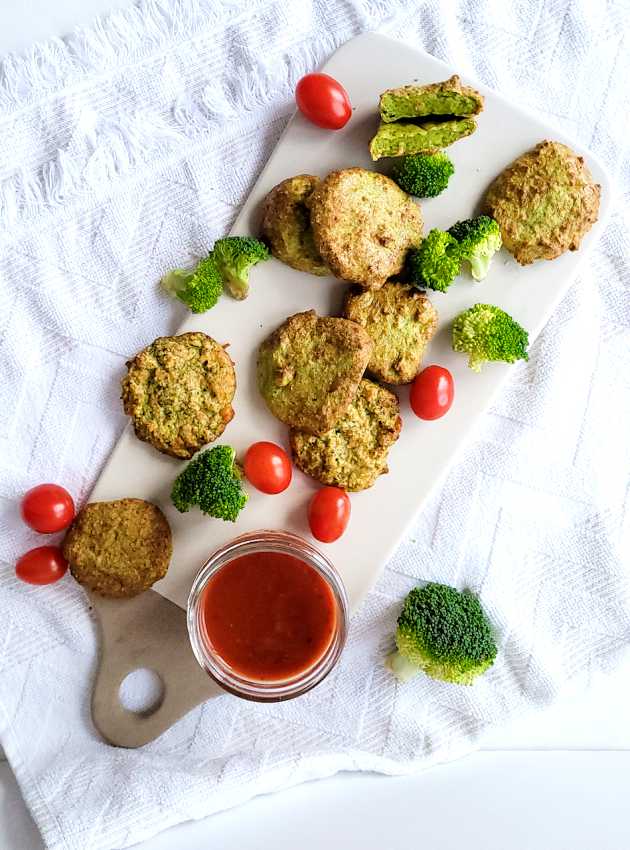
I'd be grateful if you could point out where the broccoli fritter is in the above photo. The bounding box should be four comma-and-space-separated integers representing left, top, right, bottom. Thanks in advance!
290, 379, 402, 491
308, 168, 423, 289
63, 499, 172, 598
379, 75, 484, 123
483, 140, 600, 265
121, 333, 235, 458
369, 118, 476, 161
261, 175, 330, 276
371, 75, 482, 161
257, 310, 372, 435
343, 283, 438, 384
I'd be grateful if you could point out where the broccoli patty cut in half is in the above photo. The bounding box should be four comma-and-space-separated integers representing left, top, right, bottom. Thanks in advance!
63, 499, 172, 598
344, 283, 438, 384
122, 332, 235, 459
370, 75, 483, 161
257, 310, 372, 435
308, 168, 423, 289
483, 140, 601, 265
261, 175, 330, 276
290, 379, 402, 492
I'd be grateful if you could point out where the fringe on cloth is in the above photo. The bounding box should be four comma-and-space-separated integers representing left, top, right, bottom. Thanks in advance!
0, 0, 401, 233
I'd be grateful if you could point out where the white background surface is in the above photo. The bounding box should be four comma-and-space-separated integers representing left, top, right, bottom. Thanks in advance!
1, 3, 629, 849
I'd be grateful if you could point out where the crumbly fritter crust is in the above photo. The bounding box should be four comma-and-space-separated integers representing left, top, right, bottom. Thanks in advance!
257, 310, 372, 435
261, 175, 330, 275
483, 140, 601, 265
290, 379, 402, 491
62, 499, 172, 597
121, 332, 235, 459
308, 168, 423, 289
344, 283, 438, 384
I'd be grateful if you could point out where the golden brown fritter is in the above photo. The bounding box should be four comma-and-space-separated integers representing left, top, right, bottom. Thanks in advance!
257, 310, 372, 435
308, 168, 423, 289
260, 175, 330, 275
121, 332, 235, 459
483, 140, 601, 265
290, 379, 402, 491
63, 499, 172, 598
343, 283, 438, 384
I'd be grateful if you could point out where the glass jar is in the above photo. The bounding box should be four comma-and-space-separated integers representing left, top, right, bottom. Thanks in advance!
187, 530, 349, 702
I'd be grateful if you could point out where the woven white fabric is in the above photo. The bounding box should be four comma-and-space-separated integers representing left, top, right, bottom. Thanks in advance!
1, 1, 629, 848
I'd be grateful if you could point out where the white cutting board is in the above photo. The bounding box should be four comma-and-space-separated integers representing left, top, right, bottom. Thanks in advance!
89, 32, 612, 614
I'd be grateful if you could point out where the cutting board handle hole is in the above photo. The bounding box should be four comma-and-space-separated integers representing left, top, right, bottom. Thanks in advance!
118, 668, 165, 717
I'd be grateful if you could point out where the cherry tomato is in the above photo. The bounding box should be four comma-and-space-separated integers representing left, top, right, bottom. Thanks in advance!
20, 483, 75, 533
16, 546, 68, 586
244, 441, 292, 494
410, 365, 454, 420
308, 487, 351, 543
296, 73, 352, 130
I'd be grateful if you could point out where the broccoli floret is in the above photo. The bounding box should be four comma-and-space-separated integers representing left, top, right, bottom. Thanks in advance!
452, 303, 529, 372
448, 215, 502, 281
212, 236, 269, 300
407, 229, 461, 292
171, 445, 248, 522
391, 151, 454, 198
386, 582, 497, 685
161, 255, 222, 314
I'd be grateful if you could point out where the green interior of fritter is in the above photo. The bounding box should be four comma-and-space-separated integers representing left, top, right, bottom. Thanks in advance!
274, 197, 330, 276
369, 118, 476, 160
292, 203, 324, 263
371, 78, 482, 161
380, 90, 481, 123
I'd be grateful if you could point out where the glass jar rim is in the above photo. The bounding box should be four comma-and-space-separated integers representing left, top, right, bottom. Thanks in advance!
187, 530, 349, 702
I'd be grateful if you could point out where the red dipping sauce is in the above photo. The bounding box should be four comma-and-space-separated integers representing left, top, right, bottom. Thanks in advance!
200, 552, 337, 682
188, 531, 348, 701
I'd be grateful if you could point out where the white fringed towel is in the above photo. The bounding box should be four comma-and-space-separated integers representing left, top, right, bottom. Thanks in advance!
1, 2, 629, 849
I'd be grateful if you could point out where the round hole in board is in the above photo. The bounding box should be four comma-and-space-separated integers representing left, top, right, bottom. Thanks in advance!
119, 668, 165, 717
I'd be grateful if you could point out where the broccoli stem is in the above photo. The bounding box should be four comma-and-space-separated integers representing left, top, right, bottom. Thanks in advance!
224, 271, 248, 300
161, 269, 191, 298
385, 651, 419, 682
470, 253, 491, 281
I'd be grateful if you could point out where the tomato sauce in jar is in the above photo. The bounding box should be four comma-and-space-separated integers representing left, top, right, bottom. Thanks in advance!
200, 551, 338, 682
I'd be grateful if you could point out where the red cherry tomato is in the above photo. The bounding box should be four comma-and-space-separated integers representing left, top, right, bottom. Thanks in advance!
16, 546, 68, 586
244, 442, 292, 494
20, 483, 75, 533
410, 365, 454, 420
296, 73, 352, 130
308, 487, 351, 543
